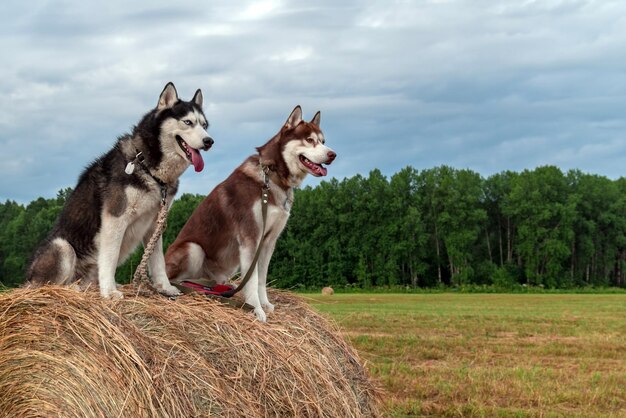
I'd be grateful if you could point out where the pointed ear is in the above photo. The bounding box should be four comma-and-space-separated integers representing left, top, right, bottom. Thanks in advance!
310, 111, 321, 127
192, 89, 203, 108
157, 82, 178, 110
284, 105, 303, 128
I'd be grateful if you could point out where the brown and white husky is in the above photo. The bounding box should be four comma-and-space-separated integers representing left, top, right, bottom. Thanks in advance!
165, 106, 336, 321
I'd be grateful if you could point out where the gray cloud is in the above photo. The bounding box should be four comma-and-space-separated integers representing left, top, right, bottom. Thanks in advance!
1, 0, 626, 202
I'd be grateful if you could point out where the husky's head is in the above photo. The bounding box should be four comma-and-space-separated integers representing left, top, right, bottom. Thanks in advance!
155, 82, 213, 173
279, 106, 336, 181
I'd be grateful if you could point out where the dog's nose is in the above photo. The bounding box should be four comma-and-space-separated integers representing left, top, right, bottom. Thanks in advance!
327, 151, 337, 163
203, 136, 214, 149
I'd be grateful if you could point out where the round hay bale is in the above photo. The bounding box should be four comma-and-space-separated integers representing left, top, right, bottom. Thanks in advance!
321, 286, 334, 296
0, 286, 381, 417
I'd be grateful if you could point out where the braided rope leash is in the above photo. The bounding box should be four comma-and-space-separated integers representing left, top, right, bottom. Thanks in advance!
128, 150, 170, 290
132, 199, 169, 288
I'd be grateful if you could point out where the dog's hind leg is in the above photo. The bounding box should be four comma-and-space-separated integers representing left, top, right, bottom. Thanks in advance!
27, 237, 77, 286
165, 241, 207, 282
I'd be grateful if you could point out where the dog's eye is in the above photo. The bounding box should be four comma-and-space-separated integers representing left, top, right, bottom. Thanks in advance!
306, 137, 314, 144
183, 120, 193, 126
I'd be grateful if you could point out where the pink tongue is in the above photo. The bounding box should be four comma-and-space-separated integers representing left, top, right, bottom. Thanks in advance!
310, 163, 327, 176
190, 148, 204, 172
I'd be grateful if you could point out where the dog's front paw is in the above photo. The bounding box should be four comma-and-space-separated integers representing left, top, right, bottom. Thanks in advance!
155, 283, 182, 296
262, 302, 275, 313
101, 288, 124, 300
253, 307, 267, 323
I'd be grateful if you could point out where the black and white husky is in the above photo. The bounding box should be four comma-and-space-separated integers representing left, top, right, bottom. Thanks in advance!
27, 82, 213, 299
165, 106, 336, 321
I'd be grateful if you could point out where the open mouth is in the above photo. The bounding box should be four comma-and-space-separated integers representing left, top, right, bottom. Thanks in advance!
299, 155, 328, 177
176, 135, 204, 172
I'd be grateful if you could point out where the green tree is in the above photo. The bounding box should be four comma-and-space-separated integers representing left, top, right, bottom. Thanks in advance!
505, 166, 575, 287
4, 167, 626, 289
389, 167, 428, 287
417, 166, 486, 286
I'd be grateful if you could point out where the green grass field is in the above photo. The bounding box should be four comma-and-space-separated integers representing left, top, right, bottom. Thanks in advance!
304, 293, 626, 417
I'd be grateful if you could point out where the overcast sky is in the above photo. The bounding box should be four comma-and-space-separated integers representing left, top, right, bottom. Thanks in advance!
1, 0, 626, 203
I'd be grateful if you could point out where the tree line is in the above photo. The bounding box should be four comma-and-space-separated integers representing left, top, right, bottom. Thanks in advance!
2, 165, 626, 289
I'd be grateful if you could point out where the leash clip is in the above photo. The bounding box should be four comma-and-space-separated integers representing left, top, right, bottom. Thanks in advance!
160, 185, 167, 204
262, 168, 270, 191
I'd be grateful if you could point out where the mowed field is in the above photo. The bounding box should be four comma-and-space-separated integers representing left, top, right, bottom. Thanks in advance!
304, 293, 626, 417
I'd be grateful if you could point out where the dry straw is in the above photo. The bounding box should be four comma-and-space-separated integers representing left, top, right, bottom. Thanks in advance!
0, 286, 381, 417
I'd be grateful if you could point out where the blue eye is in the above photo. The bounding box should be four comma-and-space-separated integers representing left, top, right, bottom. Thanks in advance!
183, 120, 192, 126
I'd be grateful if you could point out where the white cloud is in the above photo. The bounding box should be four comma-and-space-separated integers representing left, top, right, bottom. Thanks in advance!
238, 0, 282, 20
270, 46, 314, 62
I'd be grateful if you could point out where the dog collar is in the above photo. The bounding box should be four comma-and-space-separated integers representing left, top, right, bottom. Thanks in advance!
260, 164, 271, 191
126, 150, 168, 203
259, 162, 295, 211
